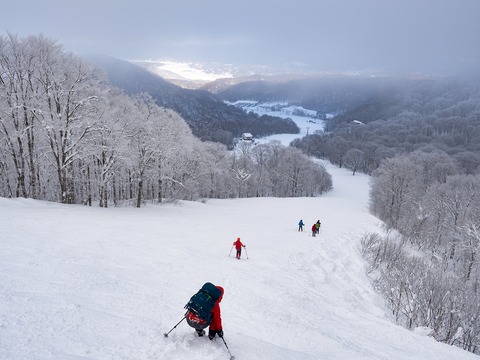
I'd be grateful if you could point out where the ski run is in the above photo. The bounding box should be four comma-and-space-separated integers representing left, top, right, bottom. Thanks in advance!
1, 161, 478, 360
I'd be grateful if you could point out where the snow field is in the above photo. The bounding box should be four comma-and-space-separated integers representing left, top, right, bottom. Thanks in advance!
1, 165, 478, 359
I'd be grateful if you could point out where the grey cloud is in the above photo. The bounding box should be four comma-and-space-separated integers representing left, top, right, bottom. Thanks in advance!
3, 0, 480, 75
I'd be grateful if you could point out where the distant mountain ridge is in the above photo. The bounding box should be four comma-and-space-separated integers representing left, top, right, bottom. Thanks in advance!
130, 60, 413, 114
87, 54, 299, 147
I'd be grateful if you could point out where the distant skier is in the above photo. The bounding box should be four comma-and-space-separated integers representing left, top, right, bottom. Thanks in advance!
311, 223, 317, 237
298, 219, 304, 232
315, 220, 321, 234
233, 237, 246, 259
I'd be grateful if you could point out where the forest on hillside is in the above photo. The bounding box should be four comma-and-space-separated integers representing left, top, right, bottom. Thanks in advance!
0, 34, 330, 206
292, 76, 480, 174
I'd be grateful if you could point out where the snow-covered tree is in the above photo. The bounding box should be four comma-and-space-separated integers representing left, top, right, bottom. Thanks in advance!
0, 34, 43, 198
370, 156, 422, 229
86, 90, 134, 207
344, 148, 364, 175
32, 40, 102, 203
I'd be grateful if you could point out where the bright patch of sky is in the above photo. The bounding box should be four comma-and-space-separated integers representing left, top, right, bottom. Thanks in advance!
149, 61, 233, 81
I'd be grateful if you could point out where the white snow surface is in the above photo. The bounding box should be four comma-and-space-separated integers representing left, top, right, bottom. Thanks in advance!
1, 164, 478, 360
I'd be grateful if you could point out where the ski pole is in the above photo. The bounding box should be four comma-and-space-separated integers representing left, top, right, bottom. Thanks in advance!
244, 246, 249, 259
228, 245, 234, 257
163, 315, 186, 338
221, 336, 235, 360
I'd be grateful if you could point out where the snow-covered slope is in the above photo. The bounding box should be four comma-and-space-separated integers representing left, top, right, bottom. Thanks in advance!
1, 164, 477, 359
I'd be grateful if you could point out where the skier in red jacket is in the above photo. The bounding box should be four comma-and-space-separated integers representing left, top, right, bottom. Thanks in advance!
194, 285, 224, 339
188, 284, 224, 339
207, 286, 224, 340
233, 237, 246, 259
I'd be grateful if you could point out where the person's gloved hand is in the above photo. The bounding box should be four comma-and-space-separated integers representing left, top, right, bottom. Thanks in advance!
218, 330, 224, 338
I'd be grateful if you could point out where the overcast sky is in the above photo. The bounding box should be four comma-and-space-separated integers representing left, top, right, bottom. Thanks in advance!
3, 0, 480, 75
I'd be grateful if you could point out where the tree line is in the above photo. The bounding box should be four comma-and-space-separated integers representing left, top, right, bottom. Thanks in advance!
363, 152, 480, 354
0, 34, 331, 207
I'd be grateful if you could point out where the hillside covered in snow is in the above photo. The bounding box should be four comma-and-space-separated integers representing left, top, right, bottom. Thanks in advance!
1, 164, 478, 360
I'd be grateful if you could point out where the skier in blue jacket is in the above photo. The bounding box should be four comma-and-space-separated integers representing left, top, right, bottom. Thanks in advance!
298, 219, 304, 231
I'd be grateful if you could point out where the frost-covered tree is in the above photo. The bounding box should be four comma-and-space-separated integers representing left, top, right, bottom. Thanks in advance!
0, 34, 44, 198
366, 155, 480, 354
196, 141, 232, 199
0, 34, 103, 203
370, 156, 422, 229
86, 90, 134, 207
250, 143, 275, 197
128, 94, 165, 207
326, 136, 349, 168
32, 40, 102, 203
344, 148, 364, 175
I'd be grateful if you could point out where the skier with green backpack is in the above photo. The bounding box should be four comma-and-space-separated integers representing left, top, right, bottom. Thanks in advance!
163, 282, 235, 359
185, 282, 224, 340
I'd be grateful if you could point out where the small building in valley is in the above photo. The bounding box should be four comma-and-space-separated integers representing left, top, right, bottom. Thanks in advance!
241, 132, 253, 141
